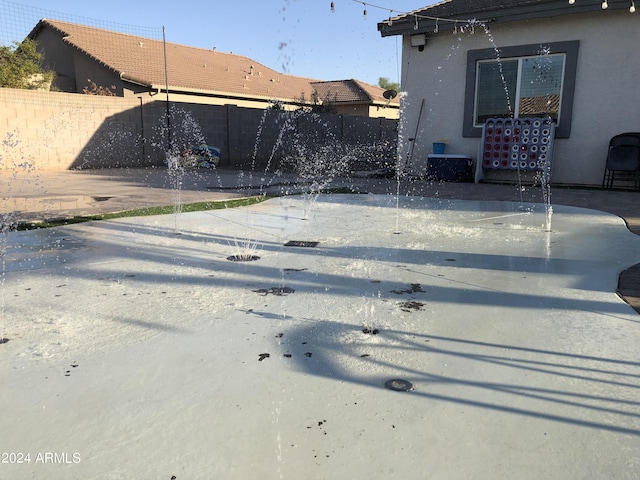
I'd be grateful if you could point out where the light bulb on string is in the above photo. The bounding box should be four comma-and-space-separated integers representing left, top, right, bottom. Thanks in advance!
601, 0, 608, 9
414, 15, 419, 30
363, 5, 367, 18
434, 18, 439, 33
330, 1, 335, 13
631, 1, 636, 13
569, 0, 575, 4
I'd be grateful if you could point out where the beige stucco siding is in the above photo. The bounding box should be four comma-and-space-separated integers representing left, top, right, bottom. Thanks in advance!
74, 54, 124, 95
399, 10, 639, 185
37, 29, 78, 93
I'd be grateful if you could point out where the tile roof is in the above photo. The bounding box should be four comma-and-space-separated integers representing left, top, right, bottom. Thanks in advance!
31, 19, 315, 101
519, 95, 561, 116
30, 19, 397, 106
310, 79, 397, 105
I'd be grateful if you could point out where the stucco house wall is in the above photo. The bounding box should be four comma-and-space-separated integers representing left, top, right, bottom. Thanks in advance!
335, 103, 370, 117
335, 103, 399, 120
74, 54, 125, 96
35, 28, 124, 96
35, 28, 77, 92
398, 10, 639, 186
369, 104, 399, 120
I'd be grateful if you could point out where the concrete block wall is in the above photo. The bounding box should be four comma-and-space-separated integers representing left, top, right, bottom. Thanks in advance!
0, 88, 146, 171
0, 88, 398, 172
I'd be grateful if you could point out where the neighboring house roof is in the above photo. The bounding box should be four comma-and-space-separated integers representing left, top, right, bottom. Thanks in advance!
28, 19, 314, 101
379, 0, 630, 37
28, 19, 398, 109
519, 94, 561, 116
310, 79, 395, 106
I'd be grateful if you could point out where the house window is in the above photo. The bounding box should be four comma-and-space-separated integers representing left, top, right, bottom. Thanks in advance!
475, 54, 565, 123
463, 41, 579, 138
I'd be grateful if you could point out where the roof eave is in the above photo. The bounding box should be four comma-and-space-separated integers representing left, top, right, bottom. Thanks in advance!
148, 84, 301, 103
378, 1, 631, 37
122, 76, 152, 88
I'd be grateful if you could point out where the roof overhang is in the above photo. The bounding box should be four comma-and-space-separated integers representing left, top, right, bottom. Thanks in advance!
146, 83, 301, 104
379, 0, 633, 37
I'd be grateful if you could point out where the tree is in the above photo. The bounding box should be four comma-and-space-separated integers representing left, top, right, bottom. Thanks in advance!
378, 77, 400, 93
0, 39, 54, 89
83, 79, 117, 96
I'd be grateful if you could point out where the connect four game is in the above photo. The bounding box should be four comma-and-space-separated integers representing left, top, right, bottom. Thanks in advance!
481, 117, 555, 172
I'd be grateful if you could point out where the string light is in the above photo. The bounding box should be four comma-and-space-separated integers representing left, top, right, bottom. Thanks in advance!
568, 0, 636, 13
330, 1, 335, 13
348, 0, 515, 32
343, 0, 638, 31
349, 0, 470, 25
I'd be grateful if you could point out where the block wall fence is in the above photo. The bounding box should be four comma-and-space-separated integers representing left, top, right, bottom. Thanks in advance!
0, 89, 398, 172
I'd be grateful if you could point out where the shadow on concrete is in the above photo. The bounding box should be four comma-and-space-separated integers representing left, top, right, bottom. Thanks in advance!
282, 319, 640, 436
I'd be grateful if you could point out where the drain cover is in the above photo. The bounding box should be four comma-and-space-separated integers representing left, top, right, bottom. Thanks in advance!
227, 255, 260, 262
384, 379, 413, 392
284, 241, 319, 247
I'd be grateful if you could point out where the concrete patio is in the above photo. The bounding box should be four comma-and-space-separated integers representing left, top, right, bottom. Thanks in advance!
1, 170, 640, 479
3, 167, 639, 312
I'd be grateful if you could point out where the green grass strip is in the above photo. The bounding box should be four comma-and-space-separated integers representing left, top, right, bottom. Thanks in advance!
15, 195, 271, 231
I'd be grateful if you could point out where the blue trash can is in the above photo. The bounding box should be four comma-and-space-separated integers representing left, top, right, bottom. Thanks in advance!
433, 142, 446, 154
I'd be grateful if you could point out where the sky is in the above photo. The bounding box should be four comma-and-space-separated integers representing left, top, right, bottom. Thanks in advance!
3, 0, 437, 87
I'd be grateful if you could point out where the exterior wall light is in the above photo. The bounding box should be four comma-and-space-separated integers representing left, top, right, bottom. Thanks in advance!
410, 34, 427, 47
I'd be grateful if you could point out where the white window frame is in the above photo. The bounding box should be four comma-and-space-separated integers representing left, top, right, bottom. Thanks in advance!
463, 41, 579, 138
473, 53, 567, 128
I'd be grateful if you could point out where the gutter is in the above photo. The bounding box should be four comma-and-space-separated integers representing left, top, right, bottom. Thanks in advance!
146, 83, 301, 105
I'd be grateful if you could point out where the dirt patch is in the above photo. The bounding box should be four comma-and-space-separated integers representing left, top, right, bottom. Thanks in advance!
252, 287, 295, 296
391, 283, 425, 294
398, 301, 425, 312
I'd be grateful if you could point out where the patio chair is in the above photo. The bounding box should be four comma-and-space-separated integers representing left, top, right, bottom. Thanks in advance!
602, 133, 640, 190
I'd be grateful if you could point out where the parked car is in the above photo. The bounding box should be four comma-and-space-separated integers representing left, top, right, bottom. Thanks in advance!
179, 144, 221, 168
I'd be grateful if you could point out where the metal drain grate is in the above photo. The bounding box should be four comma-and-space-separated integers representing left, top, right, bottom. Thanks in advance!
384, 379, 414, 392
284, 240, 319, 247
227, 254, 260, 262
